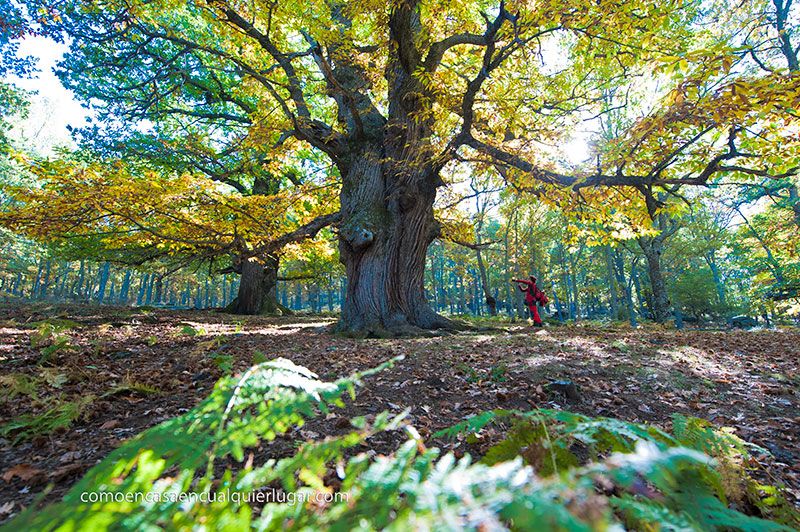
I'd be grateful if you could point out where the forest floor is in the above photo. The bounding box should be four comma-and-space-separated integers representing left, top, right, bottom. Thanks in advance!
0, 301, 798, 521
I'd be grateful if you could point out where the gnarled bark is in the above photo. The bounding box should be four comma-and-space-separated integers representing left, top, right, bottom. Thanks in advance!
227, 256, 291, 315
335, 149, 457, 336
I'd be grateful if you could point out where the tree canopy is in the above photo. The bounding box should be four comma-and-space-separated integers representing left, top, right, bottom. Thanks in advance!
1, 0, 798, 332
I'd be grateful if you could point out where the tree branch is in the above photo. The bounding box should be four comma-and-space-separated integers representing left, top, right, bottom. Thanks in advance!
448, 237, 501, 250
424, 33, 487, 72
245, 212, 341, 258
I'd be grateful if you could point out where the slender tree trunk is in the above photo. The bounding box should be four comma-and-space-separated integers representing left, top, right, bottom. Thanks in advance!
13, 272, 22, 295
137, 273, 148, 305
705, 253, 726, 308
72, 260, 85, 298
631, 262, 648, 317
604, 246, 620, 319
472, 269, 481, 315
735, 204, 784, 284
84, 264, 94, 301
569, 270, 580, 320
556, 244, 573, 320
476, 246, 497, 315
789, 185, 800, 228
512, 216, 523, 318
56, 262, 69, 298
119, 270, 132, 303
145, 276, 154, 305
552, 290, 564, 322
637, 236, 671, 322
282, 281, 290, 308
293, 284, 301, 310
39, 259, 52, 299
503, 228, 513, 316
154, 275, 164, 304
613, 250, 638, 327
96, 262, 111, 304
458, 275, 466, 314
31, 258, 44, 299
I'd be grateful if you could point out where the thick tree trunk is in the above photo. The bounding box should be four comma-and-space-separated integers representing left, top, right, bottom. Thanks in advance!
226, 256, 291, 315
335, 149, 454, 336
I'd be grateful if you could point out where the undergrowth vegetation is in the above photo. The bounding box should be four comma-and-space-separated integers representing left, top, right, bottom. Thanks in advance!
2, 357, 797, 531
0, 395, 94, 445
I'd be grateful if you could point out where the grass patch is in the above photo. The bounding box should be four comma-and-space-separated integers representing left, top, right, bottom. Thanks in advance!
25, 318, 81, 332
180, 324, 199, 336
102, 378, 160, 398
40, 368, 68, 389
29, 322, 75, 365
0, 396, 93, 443
210, 352, 234, 374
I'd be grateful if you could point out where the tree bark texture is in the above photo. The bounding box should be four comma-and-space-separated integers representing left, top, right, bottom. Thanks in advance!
227, 256, 291, 315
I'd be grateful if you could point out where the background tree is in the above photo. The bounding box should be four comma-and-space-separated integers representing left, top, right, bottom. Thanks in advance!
0, 159, 340, 308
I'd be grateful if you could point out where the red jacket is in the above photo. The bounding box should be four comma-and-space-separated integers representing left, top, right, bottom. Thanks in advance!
514, 279, 548, 305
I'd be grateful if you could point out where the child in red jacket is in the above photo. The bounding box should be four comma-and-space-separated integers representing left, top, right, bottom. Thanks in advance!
513, 276, 549, 326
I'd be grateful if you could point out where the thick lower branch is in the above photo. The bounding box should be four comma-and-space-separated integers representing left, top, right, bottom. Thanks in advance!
247, 212, 341, 259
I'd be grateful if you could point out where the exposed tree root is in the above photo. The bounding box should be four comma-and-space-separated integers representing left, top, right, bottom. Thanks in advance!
332, 310, 474, 338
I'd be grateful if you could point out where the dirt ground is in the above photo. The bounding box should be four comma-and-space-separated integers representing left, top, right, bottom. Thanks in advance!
1, 301, 798, 521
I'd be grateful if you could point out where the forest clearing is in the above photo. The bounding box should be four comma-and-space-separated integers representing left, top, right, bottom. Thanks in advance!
2, 0, 800, 529
1, 303, 798, 528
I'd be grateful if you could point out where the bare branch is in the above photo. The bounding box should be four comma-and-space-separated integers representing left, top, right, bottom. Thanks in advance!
448, 237, 502, 250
